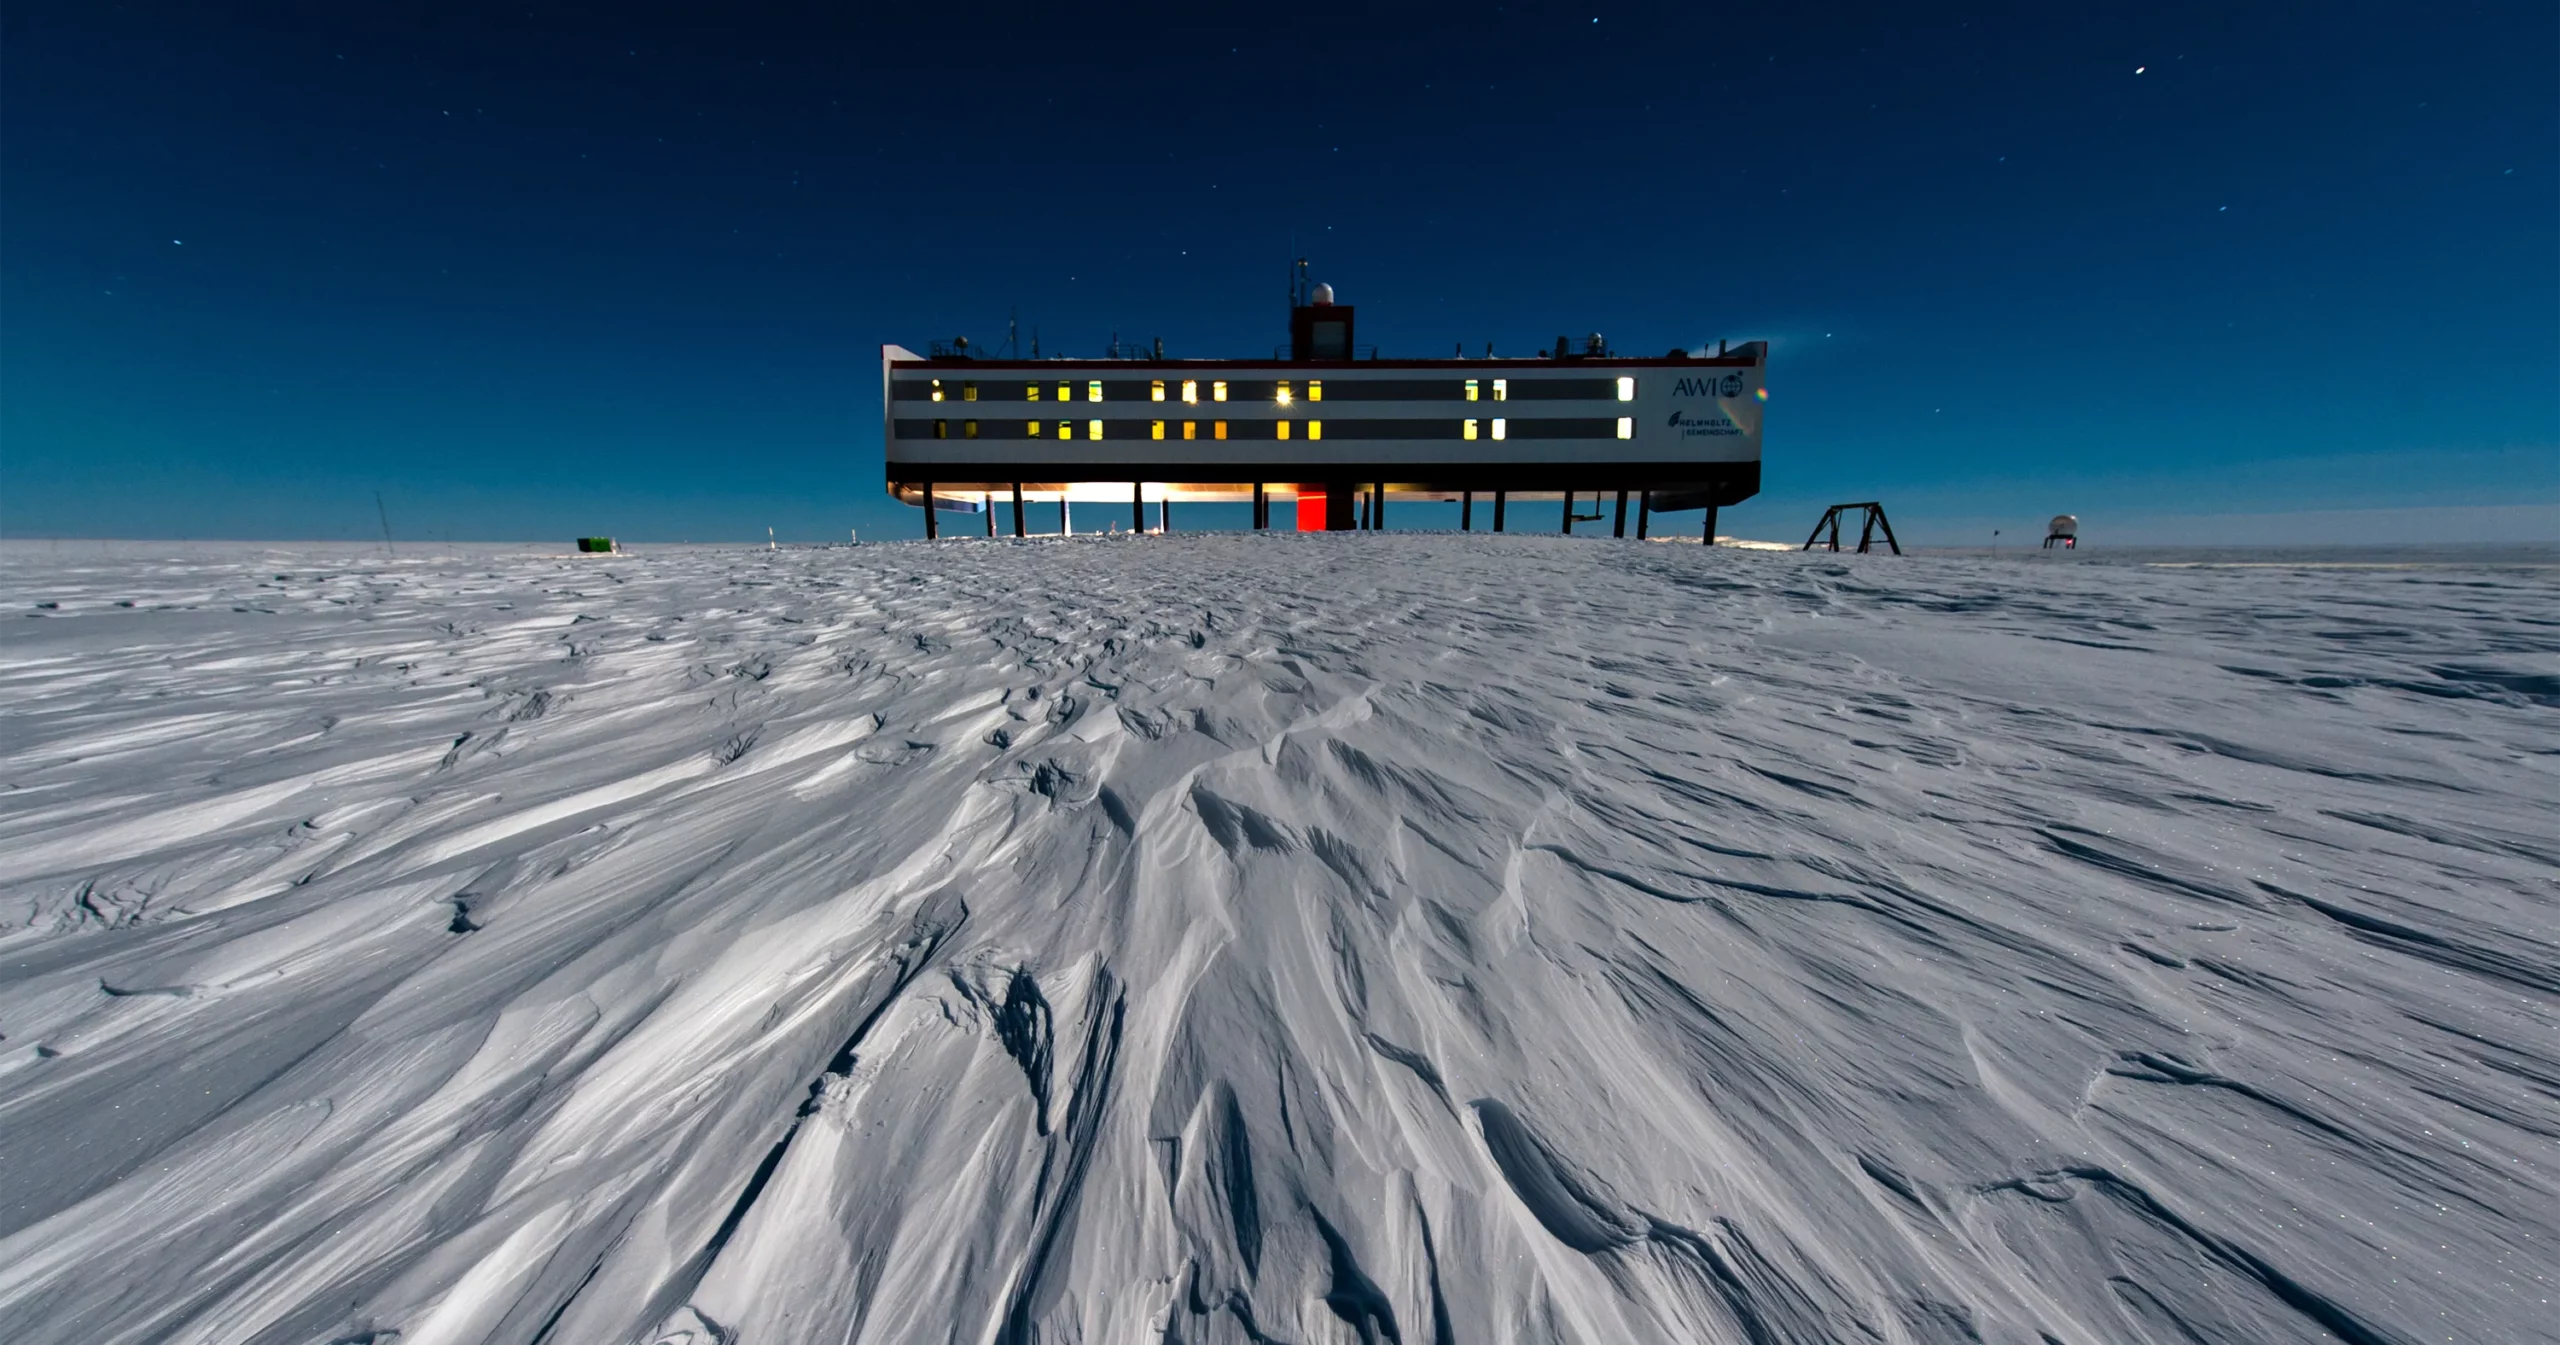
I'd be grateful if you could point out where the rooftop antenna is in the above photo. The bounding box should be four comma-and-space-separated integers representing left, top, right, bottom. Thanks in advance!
1007, 307, 1019, 359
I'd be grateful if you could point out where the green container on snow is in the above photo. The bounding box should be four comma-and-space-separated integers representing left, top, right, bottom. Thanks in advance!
576, 537, 613, 553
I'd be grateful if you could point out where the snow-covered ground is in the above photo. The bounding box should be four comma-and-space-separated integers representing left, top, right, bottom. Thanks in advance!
0, 536, 2551, 1345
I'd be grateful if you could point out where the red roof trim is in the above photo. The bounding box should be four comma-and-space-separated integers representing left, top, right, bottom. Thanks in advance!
888, 355, 1758, 372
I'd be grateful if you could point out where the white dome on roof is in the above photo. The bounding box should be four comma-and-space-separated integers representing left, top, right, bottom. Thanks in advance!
1309, 282, 1335, 306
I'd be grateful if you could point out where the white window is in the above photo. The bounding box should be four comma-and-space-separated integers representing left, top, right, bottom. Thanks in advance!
1616, 417, 1633, 439
1616, 376, 1636, 401
1212, 380, 1228, 402
1491, 418, 1506, 440
1182, 379, 1199, 404
1151, 379, 1166, 402
1087, 380, 1103, 402
1276, 380, 1293, 407
930, 379, 945, 403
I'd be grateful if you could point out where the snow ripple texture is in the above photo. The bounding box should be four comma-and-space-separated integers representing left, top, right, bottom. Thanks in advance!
0, 536, 2552, 1345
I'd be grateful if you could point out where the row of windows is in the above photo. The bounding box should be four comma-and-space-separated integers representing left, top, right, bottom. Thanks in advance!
915, 376, 1641, 404
918, 417, 1637, 441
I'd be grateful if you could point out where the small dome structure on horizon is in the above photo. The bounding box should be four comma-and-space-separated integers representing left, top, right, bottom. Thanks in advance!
1309, 282, 1335, 306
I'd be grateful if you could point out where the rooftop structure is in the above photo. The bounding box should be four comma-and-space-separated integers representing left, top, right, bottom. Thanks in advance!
881, 272, 1763, 536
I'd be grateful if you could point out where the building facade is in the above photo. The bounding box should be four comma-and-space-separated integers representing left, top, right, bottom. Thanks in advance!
881, 292, 1763, 534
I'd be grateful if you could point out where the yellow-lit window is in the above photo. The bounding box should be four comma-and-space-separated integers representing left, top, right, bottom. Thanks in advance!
1183, 421, 1197, 440
1615, 417, 1633, 439
1087, 380, 1102, 402
1491, 418, 1507, 440
1277, 421, 1291, 441
930, 379, 945, 403
933, 419, 947, 438
1027, 383, 1041, 401
1213, 420, 1228, 440
1028, 420, 1042, 436
1151, 420, 1165, 440
1212, 380, 1228, 402
963, 382, 979, 402
1493, 379, 1508, 401
1276, 380, 1293, 407
965, 420, 980, 439
1151, 379, 1166, 402
1463, 418, 1478, 441
1057, 382, 1072, 403
1087, 419, 1103, 440
1308, 420, 1322, 440
1309, 380, 1322, 402
1182, 379, 1199, 404
1616, 376, 1636, 401
1059, 420, 1073, 439
1464, 378, 1479, 402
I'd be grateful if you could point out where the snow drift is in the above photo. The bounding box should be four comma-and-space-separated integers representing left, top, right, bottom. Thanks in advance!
0, 536, 2551, 1344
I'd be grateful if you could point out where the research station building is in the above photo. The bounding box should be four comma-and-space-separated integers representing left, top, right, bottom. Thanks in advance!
881, 277, 1764, 537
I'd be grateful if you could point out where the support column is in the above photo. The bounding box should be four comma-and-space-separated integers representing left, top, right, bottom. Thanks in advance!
986, 494, 996, 537
1461, 491, 1473, 531
1162, 496, 1172, 532
1372, 482, 1385, 531
1704, 502, 1718, 546
1252, 483, 1266, 530
923, 482, 937, 539
1324, 480, 1357, 530
1636, 492, 1650, 540
1132, 482, 1144, 534
1493, 490, 1507, 532
1012, 482, 1025, 538
1562, 491, 1575, 535
1613, 490, 1628, 538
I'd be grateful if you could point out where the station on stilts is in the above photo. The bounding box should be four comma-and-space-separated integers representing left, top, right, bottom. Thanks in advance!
883, 263, 1764, 540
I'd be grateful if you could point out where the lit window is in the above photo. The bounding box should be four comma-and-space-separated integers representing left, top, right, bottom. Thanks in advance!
1151, 379, 1166, 402
1182, 379, 1199, 404
1087, 419, 1103, 440
1308, 420, 1322, 440
1309, 380, 1322, 402
933, 419, 947, 438
965, 420, 980, 438
963, 382, 978, 402
1276, 380, 1293, 407
1277, 420, 1291, 441
1493, 379, 1508, 401
1151, 420, 1165, 440
1028, 420, 1042, 436
1214, 420, 1228, 440
1615, 417, 1633, 439
1463, 418, 1478, 440
1059, 420, 1073, 439
1616, 376, 1635, 401
1057, 382, 1072, 403
1087, 380, 1102, 403
930, 379, 945, 403
1212, 380, 1228, 402
1183, 420, 1197, 440
1464, 379, 1479, 402
1491, 418, 1507, 440
1027, 383, 1041, 402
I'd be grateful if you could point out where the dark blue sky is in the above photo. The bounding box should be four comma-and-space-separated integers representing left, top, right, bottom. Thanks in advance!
4, 2, 2553, 543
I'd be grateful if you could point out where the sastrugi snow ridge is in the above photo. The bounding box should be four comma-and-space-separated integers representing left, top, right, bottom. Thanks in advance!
0, 535, 2551, 1344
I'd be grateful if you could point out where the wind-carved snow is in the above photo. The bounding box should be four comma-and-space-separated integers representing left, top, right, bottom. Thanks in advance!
0, 537, 2552, 1344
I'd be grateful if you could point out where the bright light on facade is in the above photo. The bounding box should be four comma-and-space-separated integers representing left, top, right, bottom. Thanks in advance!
1615, 417, 1633, 439
1491, 418, 1506, 440
1616, 376, 1635, 401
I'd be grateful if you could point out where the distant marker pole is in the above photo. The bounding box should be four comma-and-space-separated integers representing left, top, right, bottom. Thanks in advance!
375, 491, 395, 556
